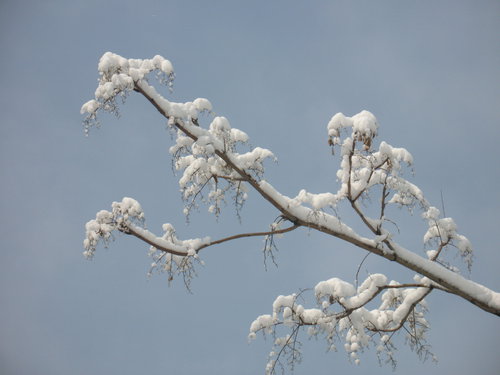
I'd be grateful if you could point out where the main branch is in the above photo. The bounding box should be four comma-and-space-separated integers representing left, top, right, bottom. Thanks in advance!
132, 80, 499, 316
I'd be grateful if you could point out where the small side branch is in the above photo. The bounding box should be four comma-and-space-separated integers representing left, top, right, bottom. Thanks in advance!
367, 287, 433, 333
198, 224, 301, 252
122, 222, 301, 256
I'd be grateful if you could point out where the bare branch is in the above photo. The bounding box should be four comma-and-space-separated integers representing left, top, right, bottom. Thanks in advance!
122, 221, 301, 256
199, 224, 301, 251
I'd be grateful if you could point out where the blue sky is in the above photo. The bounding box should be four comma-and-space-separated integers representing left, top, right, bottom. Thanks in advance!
1, 1, 499, 374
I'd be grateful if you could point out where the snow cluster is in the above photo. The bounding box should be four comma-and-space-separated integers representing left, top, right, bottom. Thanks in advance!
83, 52, 275, 217
327, 110, 378, 148
83, 197, 144, 259
332, 119, 425, 207
170, 114, 273, 216
422, 206, 473, 269
148, 223, 208, 287
81, 52, 173, 117
249, 274, 432, 370
83, 197, 209, 283
81, 52, 211, 134
280, 111, 425, 214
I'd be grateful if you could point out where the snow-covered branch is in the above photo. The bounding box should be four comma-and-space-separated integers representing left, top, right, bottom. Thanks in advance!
81, 52, 500, 373
83, 197, 301, 286
249, 275, 435, 373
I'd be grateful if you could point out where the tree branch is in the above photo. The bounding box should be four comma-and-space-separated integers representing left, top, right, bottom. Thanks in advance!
199, 224, 301, 250
131, 79, 500, 317
121, 221, 301, 256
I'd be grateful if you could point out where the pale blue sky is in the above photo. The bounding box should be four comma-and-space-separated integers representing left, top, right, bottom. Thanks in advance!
1, 1, 499, 374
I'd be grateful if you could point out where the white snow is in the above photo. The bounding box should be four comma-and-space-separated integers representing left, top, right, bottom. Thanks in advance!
315, 278, 356, 300
80, 99, 99, 115
327, 110, 378, 147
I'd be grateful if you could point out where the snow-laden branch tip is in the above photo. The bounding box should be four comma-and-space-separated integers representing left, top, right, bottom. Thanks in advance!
84, 197, 301, 286
249, 274, 435, 373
